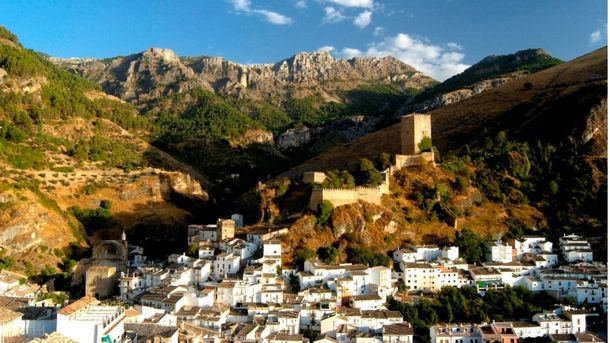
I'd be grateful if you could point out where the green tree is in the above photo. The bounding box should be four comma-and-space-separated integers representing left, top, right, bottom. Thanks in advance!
294, 247, 316, 269
377, 152, 392, 170
455, 227, 487, 263
357, 158, 383, 186
317, 246, 338, 264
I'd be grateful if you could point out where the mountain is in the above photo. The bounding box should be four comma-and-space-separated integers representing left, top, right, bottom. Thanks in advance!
0, 27, 210, 274
256, 47, 606, 263
53, 49, 436, 108
280, 47, 605, 174
403, 48, 563, 112
53, 49, 438, 202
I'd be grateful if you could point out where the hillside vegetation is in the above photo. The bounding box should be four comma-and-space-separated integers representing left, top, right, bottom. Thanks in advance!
0, 27, 210, 276
262, 47, 607, 264
409, 48, 563, 105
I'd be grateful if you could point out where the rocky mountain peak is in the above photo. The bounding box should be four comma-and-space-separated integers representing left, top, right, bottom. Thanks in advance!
142, 47, 181, 64
53, 48, 437, 107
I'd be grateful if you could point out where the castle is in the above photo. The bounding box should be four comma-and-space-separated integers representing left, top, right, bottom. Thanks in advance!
392, 113, 435, 171
308, 113, 434, 211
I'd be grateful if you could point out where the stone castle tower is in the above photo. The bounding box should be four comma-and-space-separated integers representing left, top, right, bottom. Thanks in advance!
400, 113, 432, 155
217, 219, 236, 241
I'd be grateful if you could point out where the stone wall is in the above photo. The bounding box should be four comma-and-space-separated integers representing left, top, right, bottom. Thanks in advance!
309, 171, 389, 210
302, 172, 327, 184
392, 151, 435, 173
85, 265, 117, 299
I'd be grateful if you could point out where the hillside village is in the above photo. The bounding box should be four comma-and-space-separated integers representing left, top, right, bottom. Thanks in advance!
0, 114, 606, 343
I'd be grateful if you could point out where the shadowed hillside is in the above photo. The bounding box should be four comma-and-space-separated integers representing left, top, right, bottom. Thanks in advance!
279, 47, 607, 176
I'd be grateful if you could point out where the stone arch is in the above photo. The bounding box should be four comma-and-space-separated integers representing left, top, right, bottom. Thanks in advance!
92, 240, 127, 262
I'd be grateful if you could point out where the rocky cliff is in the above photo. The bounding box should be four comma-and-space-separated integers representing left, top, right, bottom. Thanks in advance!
53, 49, 436, 108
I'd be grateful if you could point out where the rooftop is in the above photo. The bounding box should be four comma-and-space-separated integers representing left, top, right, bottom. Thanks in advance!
125, 323, 178, 338
0, 307, 21, 324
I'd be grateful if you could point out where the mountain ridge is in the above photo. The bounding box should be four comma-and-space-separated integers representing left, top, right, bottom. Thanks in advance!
53, 48, 437, 108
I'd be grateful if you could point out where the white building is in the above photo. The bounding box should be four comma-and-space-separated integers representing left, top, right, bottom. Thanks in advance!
429, 323, 481, 343
350, 294, 383, 310
559, 234, 594, 263
402, 263, 441, 291
0, 307, 22, 342
575, 280, 607, 305
565, 250, 594, 263
56, 296, 125, 343
263, 240, 282, 258
486, 241, 513, 263
510, 236, 553, 259
213, 252, 241, 279
441, 246, 460, 261
393, 245, 453, 263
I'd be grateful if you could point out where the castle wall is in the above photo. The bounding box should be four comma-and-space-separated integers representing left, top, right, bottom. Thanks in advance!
309, 171, 389, 210
302, 172, 327, 184
392, 151, 435, 172
401, 114, 432, 155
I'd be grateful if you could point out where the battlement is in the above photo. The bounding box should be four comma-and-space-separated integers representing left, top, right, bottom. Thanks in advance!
309, 170, 390, 210
316, 186, 385, 191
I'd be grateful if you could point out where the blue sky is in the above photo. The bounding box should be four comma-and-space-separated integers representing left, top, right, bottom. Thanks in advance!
0, 0, 606, 80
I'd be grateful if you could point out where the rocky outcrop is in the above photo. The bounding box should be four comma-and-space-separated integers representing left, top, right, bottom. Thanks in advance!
53, 50, 436, 108
277, 115, 381, 151
404, 72, 526, 113
401, 48, 562, 114
230, 129, 274, 147
159, 172, 208, 201
278, 126, 321, 150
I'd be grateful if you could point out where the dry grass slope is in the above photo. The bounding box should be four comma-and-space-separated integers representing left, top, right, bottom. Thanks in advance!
278, 47, 607, 177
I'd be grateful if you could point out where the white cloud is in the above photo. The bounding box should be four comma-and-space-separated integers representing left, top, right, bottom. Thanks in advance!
590, 30, 602, 43
328, 0, 374, 8
254, 9, 293, 25
231, 0, 251, 11
229, 0, 293, 25
323, 6, 346, 23
373, 26, 385, 36
318, 45, 336, 53
342, 47, 363, 58
353, 10, 372, 28
295, 0, 307, 8
340, 33, 470, 80
447, 42, 463, 50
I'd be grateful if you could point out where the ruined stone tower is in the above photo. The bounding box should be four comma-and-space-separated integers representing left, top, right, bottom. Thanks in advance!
217, 219, 236, 241
401, 113, 432, 155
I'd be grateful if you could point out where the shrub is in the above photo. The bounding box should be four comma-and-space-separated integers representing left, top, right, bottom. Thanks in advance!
357, 158, 383, 186
322, 170, 355, 189
316, 200, 334, 227
346, 246, 391, 267
418, 136, 432, 152
99, 199, 112, 210
294, 247, 316, 269
454, 176, 469, 193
